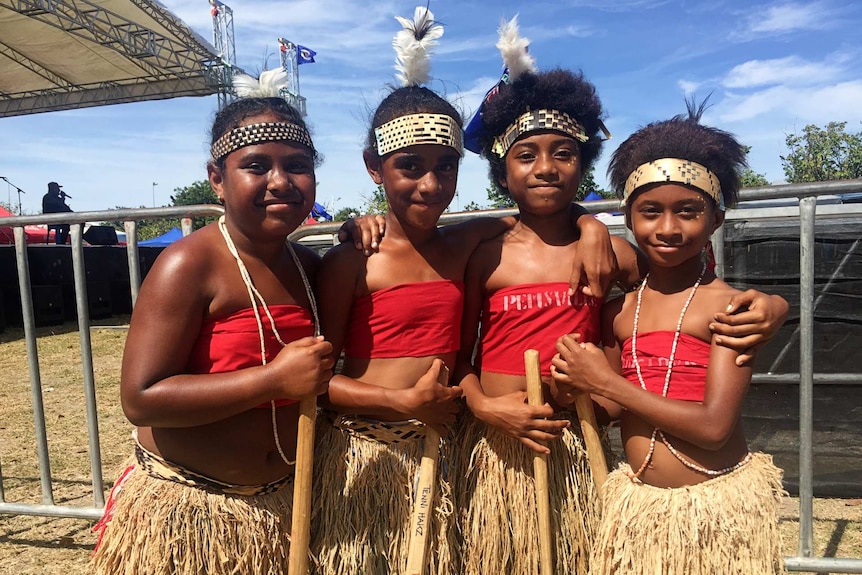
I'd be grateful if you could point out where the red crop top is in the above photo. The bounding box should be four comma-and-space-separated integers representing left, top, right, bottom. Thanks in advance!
477, 282, 601, 376
343, 280, 464, 359
620, 331, 710, 402
187, 305, 315, 407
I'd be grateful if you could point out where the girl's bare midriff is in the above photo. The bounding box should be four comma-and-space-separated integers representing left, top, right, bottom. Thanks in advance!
136, 405, 300, 486
621, 410, 750, 488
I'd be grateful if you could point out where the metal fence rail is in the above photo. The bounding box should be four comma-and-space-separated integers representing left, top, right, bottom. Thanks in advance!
0, 205, 223, 520
2, 182, 862, 571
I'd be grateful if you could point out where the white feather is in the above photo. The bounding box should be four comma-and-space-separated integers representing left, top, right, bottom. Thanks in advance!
232, 68, 289, 98
393, 6, 443, 87
496, 16, 536, 82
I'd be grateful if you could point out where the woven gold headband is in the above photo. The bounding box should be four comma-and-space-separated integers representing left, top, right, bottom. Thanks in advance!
492, 109, 592, 157
211, 121, 315, 161
623, 158, 725, 210
373, 113, 463, 157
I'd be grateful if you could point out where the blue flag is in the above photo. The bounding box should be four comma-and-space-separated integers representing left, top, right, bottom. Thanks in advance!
463, 67, 509, 154
311, 201, 332, 221
297, 45, 316, 65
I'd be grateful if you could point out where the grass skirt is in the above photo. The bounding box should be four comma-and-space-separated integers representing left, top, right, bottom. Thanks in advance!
311, 415, 456, 575
591, 452, 786, 575
89, 459, 295, 575
453, 412, 600, 575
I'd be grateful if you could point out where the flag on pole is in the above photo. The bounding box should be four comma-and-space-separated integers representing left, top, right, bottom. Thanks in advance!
297, 45, 317, 65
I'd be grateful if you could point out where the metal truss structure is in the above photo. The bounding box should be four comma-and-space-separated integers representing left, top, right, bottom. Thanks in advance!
0, 0, 239, 117
277, 37, 306, 117
208, 0, 234, 108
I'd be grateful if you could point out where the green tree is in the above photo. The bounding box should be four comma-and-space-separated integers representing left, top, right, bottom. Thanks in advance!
106, 180, 220, 240
738, 145, 770, 188
170, 180, 220, 230
486, 184, 515, 209
333, 206, 361, 221
781, 121, 862, 182
360, 185, 389, 215
740, 169, 770, 188
462, 201, 483, 211
576, 166, 611, 200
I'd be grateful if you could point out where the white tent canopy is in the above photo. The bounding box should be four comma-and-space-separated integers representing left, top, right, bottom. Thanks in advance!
0, 0, 227, 117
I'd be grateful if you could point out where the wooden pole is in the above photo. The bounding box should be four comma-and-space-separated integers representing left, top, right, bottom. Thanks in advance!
572, 391, 608, 492
405, 365, 448, 575
525, 349, 553, 575
287, 396, 317, 575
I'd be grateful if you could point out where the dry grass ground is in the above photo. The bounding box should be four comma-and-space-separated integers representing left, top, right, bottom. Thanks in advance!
0, 323, 860, 575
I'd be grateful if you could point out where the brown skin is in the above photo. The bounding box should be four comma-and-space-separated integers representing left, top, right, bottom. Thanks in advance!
456, 132, 644, 453
319, 140, 621, 436
552, 183, 758, 487
120, 118, 334, 486
320, 145, 468, 434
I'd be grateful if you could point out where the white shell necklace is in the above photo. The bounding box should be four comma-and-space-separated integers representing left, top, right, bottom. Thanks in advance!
218, 215, 320, 466
629, 260, 751, 479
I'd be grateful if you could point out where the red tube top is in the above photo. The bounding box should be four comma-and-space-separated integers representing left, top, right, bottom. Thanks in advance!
620, 331, 709, 401
343, 280, 464, 359
477, 282, 601, 376
187, 305, 315, 407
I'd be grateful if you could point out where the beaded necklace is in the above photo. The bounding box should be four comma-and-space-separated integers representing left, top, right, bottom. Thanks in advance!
629, 260, 751, 479
217, 215, 320, 466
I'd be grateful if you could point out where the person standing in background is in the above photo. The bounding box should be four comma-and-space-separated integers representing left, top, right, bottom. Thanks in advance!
42, 181, 72, 244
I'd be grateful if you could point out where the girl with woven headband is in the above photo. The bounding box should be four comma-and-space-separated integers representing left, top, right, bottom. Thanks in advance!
90, 75, 335, 574
551, 102, 787, 574
312, 7, 616, 575
453, 19, 643, 575
454, 21, 790, 575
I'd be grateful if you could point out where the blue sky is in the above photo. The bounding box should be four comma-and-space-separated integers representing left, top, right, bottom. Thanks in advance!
2, 0, 861, 215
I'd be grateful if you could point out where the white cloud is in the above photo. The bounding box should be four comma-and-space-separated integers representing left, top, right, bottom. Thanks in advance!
678, 80, 702, 94
722, 55, 844, 89
735, 1, 842, 39
750, 2, 827, 33
719, 80, 862, 124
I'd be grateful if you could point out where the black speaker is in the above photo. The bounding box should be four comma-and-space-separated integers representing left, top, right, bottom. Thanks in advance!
87, 281, 112, 319
32, 284, 64, 326
83, 226, 118, 246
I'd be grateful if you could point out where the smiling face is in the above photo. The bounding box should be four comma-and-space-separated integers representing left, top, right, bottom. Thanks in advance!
208, 112, 316, 239
627, 183, 724, 269
500, 132, 583, 216
365, 143, 460, 230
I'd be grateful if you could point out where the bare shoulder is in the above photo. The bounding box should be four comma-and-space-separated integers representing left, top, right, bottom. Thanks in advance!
145, 225, 222, 288
318, 242, 367, 291
701, 276, 741, 313
320, 240, 364, 272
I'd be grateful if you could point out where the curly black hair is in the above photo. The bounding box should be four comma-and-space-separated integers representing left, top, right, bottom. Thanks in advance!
209, 97, 320, 168
364, 86, 463, 156
608, 98, 747, 208
476, 68, 605, 190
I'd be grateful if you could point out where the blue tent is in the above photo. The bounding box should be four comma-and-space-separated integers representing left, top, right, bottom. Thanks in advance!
583, 191, 604, 201
140, 226, 183, 247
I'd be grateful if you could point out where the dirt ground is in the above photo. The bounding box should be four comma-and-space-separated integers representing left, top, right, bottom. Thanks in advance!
1, 324, 860, 575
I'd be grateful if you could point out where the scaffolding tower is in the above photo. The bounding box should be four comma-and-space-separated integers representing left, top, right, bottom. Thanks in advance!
278, 38, 307, 116
209, 0, 236, 108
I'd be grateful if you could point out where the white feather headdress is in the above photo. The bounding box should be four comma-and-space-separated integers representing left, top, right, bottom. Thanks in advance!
232, 68, 290, 98
393, 6, 444, 87
496, 16, 536, 83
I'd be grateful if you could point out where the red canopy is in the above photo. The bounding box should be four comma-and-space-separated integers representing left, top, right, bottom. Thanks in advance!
0, 206, 53, 244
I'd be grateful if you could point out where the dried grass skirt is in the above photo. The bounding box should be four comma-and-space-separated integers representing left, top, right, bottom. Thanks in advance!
311, 414, 456, 575
89, 457, 295, 575
453, 412, 600, 575
590, 452, 786, 575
